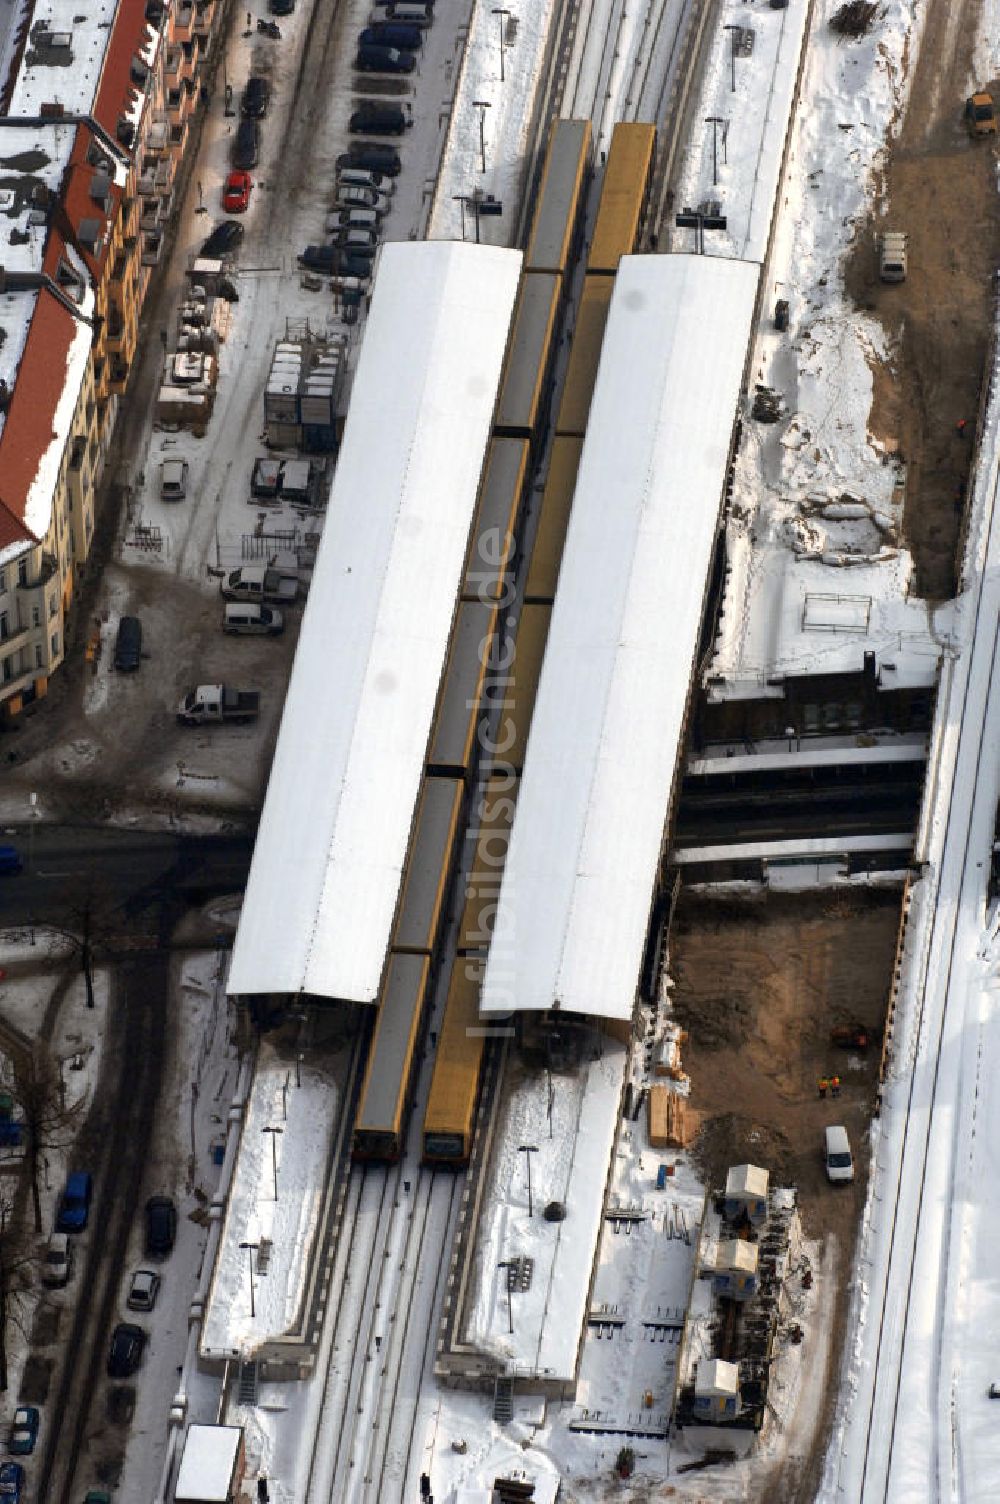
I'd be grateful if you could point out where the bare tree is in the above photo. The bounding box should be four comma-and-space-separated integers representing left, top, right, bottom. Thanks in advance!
10, 1050, 84, 1234
0, 1193, 38, 1392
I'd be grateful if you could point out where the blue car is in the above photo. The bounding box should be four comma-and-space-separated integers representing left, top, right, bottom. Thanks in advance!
0, 847, 22, 876
55, 1171, 93, 1233
0, 1461, 24, 1500
7, 1408, 38, 1456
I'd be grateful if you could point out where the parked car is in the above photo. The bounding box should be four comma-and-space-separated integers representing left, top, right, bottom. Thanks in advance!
159, 458, 189, 501
7, 1409, 38, 1457
335, 185, 392, 214
107, 1323, 146, 1378
177, 685, 261, 727
349, 103, 408, 137
222, 170, 252, 212
329, 225, 379, 250
223, 604, 285, 636
232, 118, 260, 169
55, 1171, 93, 1233
0, 847, 23, 876
337, 251, 378, 279
221, 562, 300, 604
144, 1196, 177, 1256
113, 615, 143, 672
240, 75, 271, 118
326, 208, 380, 233
200, 220, 244, 258
84, 1492, 112, 1504
127, 1269, 161, 1312
359, 21, 423, 48
384, 1, 434, 23
824, 1125, 854, 1184
336, 166, 395, 194
337, 144, 402, 176
298, 243, 338, 271
41, 1231, 72, 1288
355, 43, 416, 74
269, 0, 294, 12
0, 1462, 23, 1501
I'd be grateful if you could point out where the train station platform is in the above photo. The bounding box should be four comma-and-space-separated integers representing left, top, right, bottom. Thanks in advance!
443, 1027, 628, 1388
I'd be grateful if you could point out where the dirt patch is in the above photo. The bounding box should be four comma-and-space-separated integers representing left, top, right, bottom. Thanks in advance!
843, 1, 999, 600
669, 886, 901, 1494
671, 887, 899, 1229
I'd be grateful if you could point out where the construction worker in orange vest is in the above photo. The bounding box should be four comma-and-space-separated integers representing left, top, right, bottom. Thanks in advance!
818, 1077, 828, 1099
830, 1075, 841, 1098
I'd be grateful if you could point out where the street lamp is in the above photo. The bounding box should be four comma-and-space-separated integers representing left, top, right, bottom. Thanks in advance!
473, 100, 491, 174
239, 1240, 259, 1318
705, 116, 726, 187
497, 1261, 514, 1334
518, 1144, 538, 1218
491, 8, 511, 83
28, 793, 37, 947
723, 24, 741, 93
262, 1125, 283, 1201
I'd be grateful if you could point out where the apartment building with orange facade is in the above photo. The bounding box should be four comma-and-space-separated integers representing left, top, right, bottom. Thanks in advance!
0, 0, 224, 718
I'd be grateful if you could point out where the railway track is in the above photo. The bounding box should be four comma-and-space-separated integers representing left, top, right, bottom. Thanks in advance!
839, 410, 1000, 1500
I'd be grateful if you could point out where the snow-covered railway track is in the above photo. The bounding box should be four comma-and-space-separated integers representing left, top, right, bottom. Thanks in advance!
305, 1163, 401, 1501
842, 413, 1000, 1501
307, 1161, 461, 1504
357, 1170, 462, 1502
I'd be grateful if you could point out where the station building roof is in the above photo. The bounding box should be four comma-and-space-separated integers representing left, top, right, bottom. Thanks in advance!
482, 253, 758, 1021
229, 242, 521, 1002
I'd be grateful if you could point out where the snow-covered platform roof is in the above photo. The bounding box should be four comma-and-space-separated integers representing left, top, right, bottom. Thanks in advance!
461, 1034, 628, 1380
482, 254, 759, 1021
229, 243, 521, 1002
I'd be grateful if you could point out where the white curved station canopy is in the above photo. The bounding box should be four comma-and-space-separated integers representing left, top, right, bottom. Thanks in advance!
482, 253, 759, 1021
229, 241, 522, 1002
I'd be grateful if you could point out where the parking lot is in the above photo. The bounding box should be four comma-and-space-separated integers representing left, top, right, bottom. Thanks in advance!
0, 0, 476, 827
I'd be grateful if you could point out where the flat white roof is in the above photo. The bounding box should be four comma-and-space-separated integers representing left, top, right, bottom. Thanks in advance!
229, 243, 521, 1002
174, 1424, 242, 1501
482, 255, 758, 1020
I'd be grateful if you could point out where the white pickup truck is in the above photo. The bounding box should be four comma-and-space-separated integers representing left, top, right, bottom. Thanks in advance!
177, 684, 261, 726
220, 562, 299, 605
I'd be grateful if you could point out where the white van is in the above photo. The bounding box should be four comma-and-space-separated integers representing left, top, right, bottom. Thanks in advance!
824, 1125, 854, 1184
223, 603, 285, 636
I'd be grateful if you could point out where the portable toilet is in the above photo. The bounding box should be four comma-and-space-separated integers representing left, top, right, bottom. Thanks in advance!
723, 1163, 769, 1225
692, 1358, 740, 1422
712, 1239, 759, 1301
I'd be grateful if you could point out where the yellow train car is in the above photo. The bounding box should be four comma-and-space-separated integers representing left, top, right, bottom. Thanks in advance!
525, 118, 593, 277
524, 435, 583, 603
392, 776, 465, 955
587, 122, 657, 275
427, 599, 499, 775
504, 604, 552, 773
457, 774, 519, 952
493, 271, 562, 439
353, 951, 431, 1161
462, 438, 530, 604
422, 955, 487, 1166
556, 275, 614, 437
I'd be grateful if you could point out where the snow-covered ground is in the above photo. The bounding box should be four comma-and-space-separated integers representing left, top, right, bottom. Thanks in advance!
817, 204, 1000, 1504
695, 0, 942, 703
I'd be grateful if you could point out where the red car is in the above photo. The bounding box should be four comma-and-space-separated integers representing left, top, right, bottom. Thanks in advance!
222, 169, 252, 213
